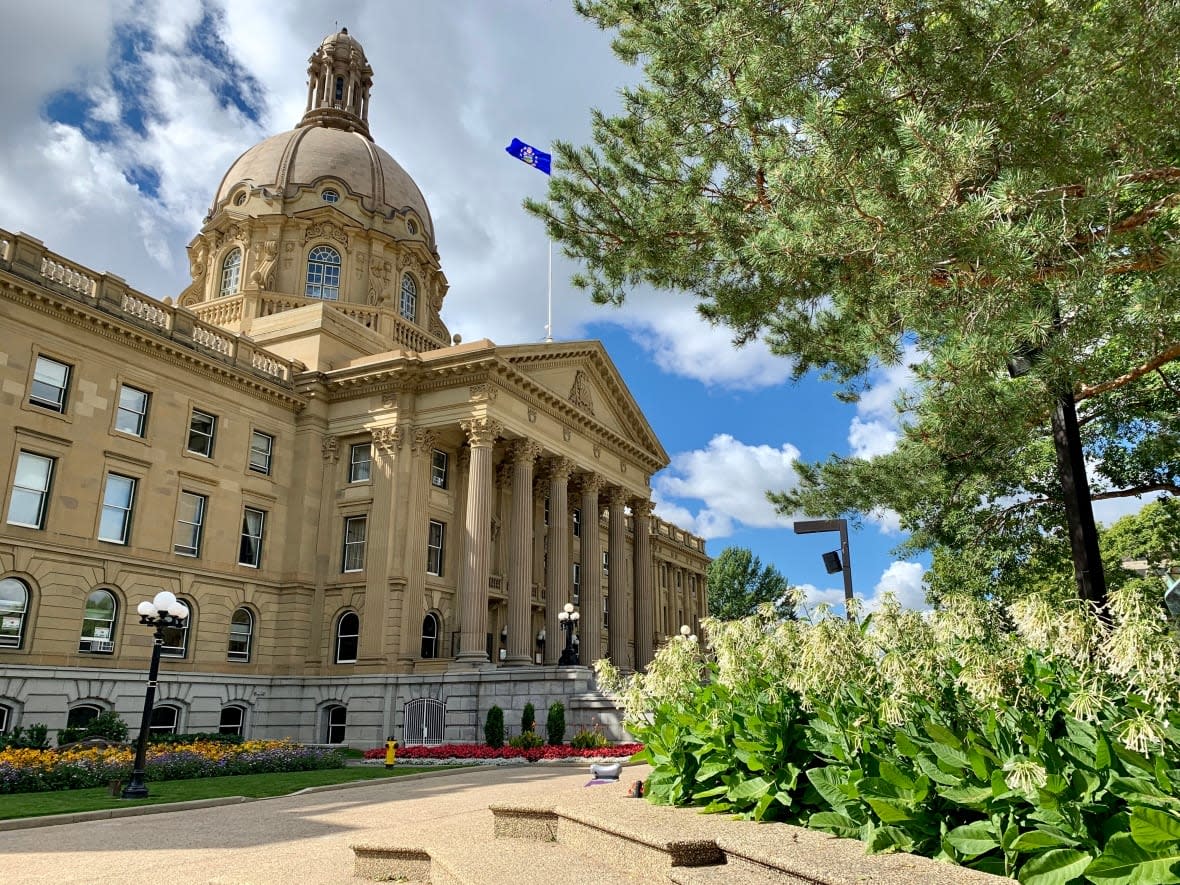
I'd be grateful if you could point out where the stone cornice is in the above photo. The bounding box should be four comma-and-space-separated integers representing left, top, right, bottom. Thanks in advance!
1, 270, 306, 412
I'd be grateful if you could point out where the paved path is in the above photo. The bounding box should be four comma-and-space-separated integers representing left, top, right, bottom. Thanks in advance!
0, 765, 592, 885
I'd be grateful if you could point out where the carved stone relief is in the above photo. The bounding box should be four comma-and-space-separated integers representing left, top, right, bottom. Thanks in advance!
321, 436, 340, 462
569, 370, 595, 416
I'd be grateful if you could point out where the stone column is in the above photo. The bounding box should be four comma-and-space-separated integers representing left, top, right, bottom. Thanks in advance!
544, 458, 574, 664
397, 426, 434, 664
358, 425, 401, 664
606, 487, 630, 670
631, 498, 655, 671
575, 473, 604, 664
455, 417, 501, 667
505, 439, 541, 666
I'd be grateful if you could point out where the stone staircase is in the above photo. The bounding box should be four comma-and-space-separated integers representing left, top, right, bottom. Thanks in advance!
351, 774, 1013, 885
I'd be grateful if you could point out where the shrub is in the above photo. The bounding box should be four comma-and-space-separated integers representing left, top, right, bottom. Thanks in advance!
509, 731, 544, 749
148, 732, 244, 745
598, 588, 1180, 882
546, 702, 565, 746
0, 724, 49, 751
570, 728, 609, 750
520, 702, 536, 734
484, 706, 504, 748
57, 710, 129, 746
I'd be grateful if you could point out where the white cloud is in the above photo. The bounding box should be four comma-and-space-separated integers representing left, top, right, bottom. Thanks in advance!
865, 506, 903, 535
795, 559, 929, 616
653, 434, 801, 539
847, 344, 921, 459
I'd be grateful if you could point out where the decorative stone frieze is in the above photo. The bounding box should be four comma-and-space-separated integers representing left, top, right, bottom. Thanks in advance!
322, 436, 340, 461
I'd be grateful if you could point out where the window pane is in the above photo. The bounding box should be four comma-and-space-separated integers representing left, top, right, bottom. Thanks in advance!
67, 705, 101, 729
349, 444, 371, 482
149, 706, 179, 734
187, 410, 216, 456
431, 450, 448, 488
336, 613, 359, 662
228, 607, 253, 661
160, 600, 190, 658
9, 452, 53, 529
30, 357, 69, 411
115, 385, 149, 436
239, 508, 265, 567
400, 274, 417, 321
79, 590, 116, 653
173, 492, 206, 556
220, 249, 242, 296
249, 431, 272, 474
219, 706, 245, 735
342, 516, 366, 572
98, 474, 136, 543
426, 520, 444, 576
0, 578, 28, 648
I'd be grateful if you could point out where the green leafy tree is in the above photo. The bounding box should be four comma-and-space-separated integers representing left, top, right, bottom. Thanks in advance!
706, 546, 792, 620
534, 0, 1180, 604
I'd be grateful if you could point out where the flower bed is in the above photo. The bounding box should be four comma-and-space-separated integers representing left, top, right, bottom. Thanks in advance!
0, 740, 344, 794
362, 742, 643, 763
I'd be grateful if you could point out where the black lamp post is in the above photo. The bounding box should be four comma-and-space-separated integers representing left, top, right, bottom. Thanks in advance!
794, 518, 854, 620
121, 590, 189, 800
557, 602, 580, 665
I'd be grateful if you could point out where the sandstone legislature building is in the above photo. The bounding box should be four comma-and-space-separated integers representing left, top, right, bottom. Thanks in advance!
0, 30, 708, 746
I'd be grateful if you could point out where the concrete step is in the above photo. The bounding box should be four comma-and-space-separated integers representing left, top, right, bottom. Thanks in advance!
431, 838, 641, 885
491, 777, 1013, 885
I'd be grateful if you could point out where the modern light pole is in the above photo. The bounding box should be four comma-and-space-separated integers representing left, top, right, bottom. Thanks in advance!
794, 518, 854, 619
557, 602, 580, 665
121, 590, 189, 800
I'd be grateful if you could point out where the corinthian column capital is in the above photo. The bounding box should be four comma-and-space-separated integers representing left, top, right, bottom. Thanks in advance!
461, 416, 502, 448
604, 486, 628, 510
410, 426, 437, 454
506, 438, 542, 465
573, 471, 604, 498
630, 497, 655, 519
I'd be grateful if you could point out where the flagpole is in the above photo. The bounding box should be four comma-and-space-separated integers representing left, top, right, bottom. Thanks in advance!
546, 233, 553, 343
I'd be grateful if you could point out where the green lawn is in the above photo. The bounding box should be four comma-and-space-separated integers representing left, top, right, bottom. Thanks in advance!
0, 765, 460, 821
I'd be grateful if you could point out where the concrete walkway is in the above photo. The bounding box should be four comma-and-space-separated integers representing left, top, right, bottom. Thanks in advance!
0, 765, 595, 885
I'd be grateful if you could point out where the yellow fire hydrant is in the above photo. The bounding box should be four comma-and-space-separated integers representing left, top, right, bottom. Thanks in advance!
384, 737, 398, 769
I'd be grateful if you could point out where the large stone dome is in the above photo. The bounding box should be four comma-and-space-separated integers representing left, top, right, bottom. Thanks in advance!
213, 125, 435, 241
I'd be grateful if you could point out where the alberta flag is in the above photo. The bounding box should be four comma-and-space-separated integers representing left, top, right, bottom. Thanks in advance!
505, 138, 551, 175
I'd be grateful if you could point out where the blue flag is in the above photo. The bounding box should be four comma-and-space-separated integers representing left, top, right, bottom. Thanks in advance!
505, 138, 551, 175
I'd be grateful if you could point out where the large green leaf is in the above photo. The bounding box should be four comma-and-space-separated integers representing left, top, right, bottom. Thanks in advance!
1129, 807, 1180, 851
931, 742, 971, 770
946, 822, 999, 859
867, 825, 915, 854
805, 767, 856, 810
1009, 830, 1080, 852
1017, 848, 1091, 885
924, 721, 963, 748
1085, 832, 1180, 884
809, 811, 863, 839
727, 775, 772, 802
878, 758, 916, 792
940, 784, 995, 806
866, 798, 914, 823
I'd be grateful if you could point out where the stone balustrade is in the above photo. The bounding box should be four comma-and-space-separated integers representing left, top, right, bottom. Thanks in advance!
0, 228, 300, 387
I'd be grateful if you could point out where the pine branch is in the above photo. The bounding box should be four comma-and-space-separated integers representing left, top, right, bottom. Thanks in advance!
1076, 342, 1180, 401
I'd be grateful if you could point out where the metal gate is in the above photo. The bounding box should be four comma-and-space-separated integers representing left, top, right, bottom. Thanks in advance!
402, 698, 445, 746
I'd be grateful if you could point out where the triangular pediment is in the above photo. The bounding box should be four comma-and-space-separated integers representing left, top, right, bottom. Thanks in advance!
497, 341, 668, 465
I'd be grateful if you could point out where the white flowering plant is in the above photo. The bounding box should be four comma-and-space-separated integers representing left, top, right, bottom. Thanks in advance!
599, 589, 1180, 884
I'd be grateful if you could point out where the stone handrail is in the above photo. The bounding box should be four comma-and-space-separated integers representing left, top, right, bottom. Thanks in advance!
190, 295, 244, 327
0, 228, 299, 387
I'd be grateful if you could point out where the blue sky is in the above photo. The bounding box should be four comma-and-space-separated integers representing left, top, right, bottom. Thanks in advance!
23, 0, 1150, 612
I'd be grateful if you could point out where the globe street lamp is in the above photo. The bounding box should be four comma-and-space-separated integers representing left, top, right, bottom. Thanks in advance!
121, 590, 189, 800
557, 602, 580, 665
679, 624, 698, 643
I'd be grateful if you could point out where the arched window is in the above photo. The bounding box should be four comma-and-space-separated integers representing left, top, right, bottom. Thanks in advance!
421, 612, 440, 659
219, 705, 246, 736
0, 577, 30, 648
324, 704, 347, 744
305, 246, 341, 301
219, 249, 242, 296
399, 273, 417, 321
160, 598, 193, 658
335, 611, 359, 663
67, 704, 103, 729
79, 589, 117, 654
150, 705, 180, 735
0, 703, 11, 733
228, 607, 254, 662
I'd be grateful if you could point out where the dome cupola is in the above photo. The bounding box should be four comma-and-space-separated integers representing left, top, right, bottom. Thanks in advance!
299, 28, 374, 138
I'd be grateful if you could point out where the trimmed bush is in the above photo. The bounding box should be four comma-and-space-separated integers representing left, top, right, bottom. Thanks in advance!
508, 731, 544, 749
520, 702, 536, 734
57, 710, 129, 747
148, 732, 244, 745
484, 705, 504, 748
0, 724, 49, 751
546, 702, 565, 746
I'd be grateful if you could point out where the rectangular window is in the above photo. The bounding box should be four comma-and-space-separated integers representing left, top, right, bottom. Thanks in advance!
115, 384, 149, 436
248, 431, 273, 475
342, 515, 367, 572
431, 449, 448, 489
239, 507, 266, 567
7, 452, 54, 529
187, 409, 217, 457
603, 550, 609, 576
426, 519, 445, 576
349, 443, 371, 482
29, 356, 71, 412
572, 562, 581, 606
97, 474, 136, 544
572, 508, 581, 537
604, 595, 609, 630
544, 496, 550, 527
173, 491, 207, 556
